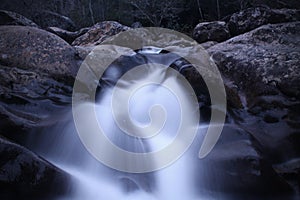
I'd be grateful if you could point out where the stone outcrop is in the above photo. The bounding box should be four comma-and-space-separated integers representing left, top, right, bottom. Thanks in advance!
72, 21, 130, 46
228, 7, 300, 36
193, 21, 230, 43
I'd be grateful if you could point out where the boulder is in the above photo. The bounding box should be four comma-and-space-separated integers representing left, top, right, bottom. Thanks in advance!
209, 22, 300, 101
0, 63, 73, 142
0, 10, 38, 27
208, 22, 300, 182
193, 21, 230, 43
194, 125, 293, 197
0, 26, 80, 82
0, 26, 79, 141
0, 136, 70, 199
228, 7, 300, 36
46, 27, 89, 44
72, 21, 130, 46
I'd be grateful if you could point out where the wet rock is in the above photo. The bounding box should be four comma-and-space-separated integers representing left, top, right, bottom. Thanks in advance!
193, 21, 230, 43
72, 21, 130, 46
0, 136, 70, 199
195, 125, 293, 197
0, 25, 80, 83
0, 64, 73, 142
0, 10, 38, 27
273, 158, 300, 192
228, 7, 300, 36
46, 27, 89, 44
208, 22, 300, 193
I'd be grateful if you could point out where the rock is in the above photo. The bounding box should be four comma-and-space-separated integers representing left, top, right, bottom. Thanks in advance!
194, 125, 293, 197
193, 21, 230, 43
0, 136, 70, 199
208, 22, 300, 191
74, 46, 94, 60
0, 25, 79, 141
32, 10, 76, 31
0, 10, 38, 27
209, 22, 300, 102
0, 63, 73, 142
273, 158, 300, 192
72, 21, 130, 46
0, 26, 80, 83
46, 27, 89, 44
228, 7, 300, 36
200, 41, 218, 49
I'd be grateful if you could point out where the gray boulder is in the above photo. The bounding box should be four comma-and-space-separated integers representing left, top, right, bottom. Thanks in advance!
193, 21, 230, 43
208, 22, 300, 183
228, 7, 300, 36
0, 26, 80, 82
209, 22, 300, 100
72, 21, 130, 46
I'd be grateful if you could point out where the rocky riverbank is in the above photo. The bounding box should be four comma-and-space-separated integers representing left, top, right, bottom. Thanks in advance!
0, 5, 299, 199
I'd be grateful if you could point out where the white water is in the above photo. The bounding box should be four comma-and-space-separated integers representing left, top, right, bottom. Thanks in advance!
54, 85, 202, 200
30, 49, 214, 200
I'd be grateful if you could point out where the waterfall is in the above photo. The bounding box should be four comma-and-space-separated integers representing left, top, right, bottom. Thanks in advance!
27, 47, 213, 200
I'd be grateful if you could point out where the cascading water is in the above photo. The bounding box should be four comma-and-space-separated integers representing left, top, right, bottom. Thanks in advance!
27, 47, 214, 200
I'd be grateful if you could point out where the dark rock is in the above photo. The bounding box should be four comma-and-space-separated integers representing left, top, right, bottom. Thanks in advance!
228, 7, 300, 36
208, 22, 300, 193
46, 27, 89, 44
0, 136, 70, 199
0, 10, 38, 27
193, 21, 230, 43
0, 25, 80, 82
72, 21, 130, 46
263, 113, 279, 123
273, 158, 300, 193
0, 63, 73, 142
224, 82, 244, 110
194, 125, 293, 197
32, 10, 76, 31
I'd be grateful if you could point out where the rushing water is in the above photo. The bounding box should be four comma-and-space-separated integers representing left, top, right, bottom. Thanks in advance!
27, 47, 218, 200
